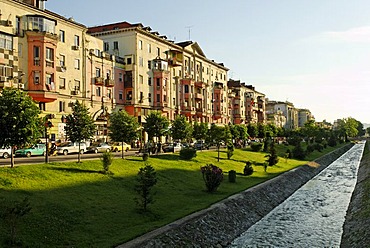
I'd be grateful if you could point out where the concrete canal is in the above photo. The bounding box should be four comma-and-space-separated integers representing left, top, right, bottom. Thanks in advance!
230, 142, 365, 247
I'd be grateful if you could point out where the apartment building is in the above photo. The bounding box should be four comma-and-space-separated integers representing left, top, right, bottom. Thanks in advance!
298, 108, 314, 127
266, 100, 298, 130
88, 22, 230, 126
227, 79, 266, 125
1, 0, 117, 142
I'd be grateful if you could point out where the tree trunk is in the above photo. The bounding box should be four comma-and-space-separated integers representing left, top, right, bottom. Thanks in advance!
78, 143, 81, 163
217, 144, 220, 162
121, 143, 125, 159
10, 146, 15, 168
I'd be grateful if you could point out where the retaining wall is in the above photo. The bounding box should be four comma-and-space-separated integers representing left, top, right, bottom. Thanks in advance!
118, 144, 354, 248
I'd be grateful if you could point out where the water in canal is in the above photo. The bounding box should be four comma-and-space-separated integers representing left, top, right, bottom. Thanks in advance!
230, 142, 365, 247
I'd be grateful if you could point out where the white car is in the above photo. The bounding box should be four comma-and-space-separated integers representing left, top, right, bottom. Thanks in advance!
0, 147, 11, 159
56, 142, 87, 155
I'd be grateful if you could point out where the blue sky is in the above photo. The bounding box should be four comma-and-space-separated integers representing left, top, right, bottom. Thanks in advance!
46, 0, 370, 124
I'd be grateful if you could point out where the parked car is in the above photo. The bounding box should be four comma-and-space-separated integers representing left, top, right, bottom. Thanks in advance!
56, 142, 87, 155
110, 142, 131, 152
0, 147, 12, 159
87, 142, 111, 153
15, 144, 46, 157
194, 141, 209, 150
162, 143, 182, 153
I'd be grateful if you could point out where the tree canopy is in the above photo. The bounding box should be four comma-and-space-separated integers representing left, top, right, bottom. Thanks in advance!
170, 115, 193, 141
108, 110, 140, 158
143, 112, 169, 142
0, 88, 42, 167
64, 101, 96, 162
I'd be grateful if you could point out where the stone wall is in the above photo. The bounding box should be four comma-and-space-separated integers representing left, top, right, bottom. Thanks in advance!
118, 144, 353, 248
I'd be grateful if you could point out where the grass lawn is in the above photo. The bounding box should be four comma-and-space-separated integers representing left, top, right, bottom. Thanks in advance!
0, 144, 344, 247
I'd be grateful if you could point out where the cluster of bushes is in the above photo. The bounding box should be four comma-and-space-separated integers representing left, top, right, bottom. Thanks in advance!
179, 148, 197, 160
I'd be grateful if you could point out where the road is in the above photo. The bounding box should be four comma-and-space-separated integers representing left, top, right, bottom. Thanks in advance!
0, 150, 139, 167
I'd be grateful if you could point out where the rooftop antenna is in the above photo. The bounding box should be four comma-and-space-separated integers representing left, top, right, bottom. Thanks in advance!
185, 25, 194, 40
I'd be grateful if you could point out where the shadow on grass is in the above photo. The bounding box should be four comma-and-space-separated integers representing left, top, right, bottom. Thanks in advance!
48, 167, 99, 174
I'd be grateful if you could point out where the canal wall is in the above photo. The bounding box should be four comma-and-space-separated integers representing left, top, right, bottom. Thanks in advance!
119, 144, 354, 248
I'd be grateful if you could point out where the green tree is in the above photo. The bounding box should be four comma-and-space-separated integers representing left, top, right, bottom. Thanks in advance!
170, 115, 193, 142
257, 123, 266, 139
64, 101, 96, 163
108, 110, 139, 159
265, 141, 279, 166
134, 164, 158, 211
143, 112, 169, 143
247, 123, 258, 138
367, 127, 370, 137
356, 120, 365, 137
208, 124, 232, 161
193, 122, 208, 142
0, 88, 42, 168
337, 117, 359, 141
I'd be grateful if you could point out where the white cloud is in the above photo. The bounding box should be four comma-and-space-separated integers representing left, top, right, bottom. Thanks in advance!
305, 26, 370, 43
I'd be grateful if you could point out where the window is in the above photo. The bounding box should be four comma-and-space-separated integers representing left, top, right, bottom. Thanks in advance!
46, 47, 54, 67
138, 40, 143, 50
46, 74, 54, 90
127, 91, 132, 100
18, 43, 23, 57
59, 30, 65, 42
95, 67, 101, 77
33, 71, 40, 84
39, 102, 45, 111
119, 90, 123, 100
59, 78, 66, 89
74, 59, 80, 70
156, 78, 160, 87
126, 57, 132, 64
184, 85, 189, 93
74, 80, 80, 91
59, 101, 65, 112
139, 75, 143, 84
107, 89, 112, 98
74, 35, 80, 46
147, 43, 151, 53
96, 87, 101, 97
59, 54, 65, 66
0, 33, 13, 50
139, 57, 143, 67
148, 93, 152, 102
157, 47, 160, 56
140, 91, 143, 101
148, 77, 152, 86
148, 61, 151, 69
113, 41, 118, 50
156, 94, 160, 102
163, 95, 167, 102
104, 42, 109, 51
33, 46, 40, 66
118, 73, 123, 82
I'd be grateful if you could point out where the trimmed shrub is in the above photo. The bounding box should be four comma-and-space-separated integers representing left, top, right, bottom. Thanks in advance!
201, 164, 223, 192
293, 142, 306, 160
101, 151, 114, 174
142, 153, 149, 161
265, 142, 279, 166
314, 143, 324, 152
228, 170, 236, 183
306, 144, 315, 154
250, 143, 263, 152
179, 148, 197, 160
227, 142, 234, 159
328, 135, 337, 147
243, 161, 254, 176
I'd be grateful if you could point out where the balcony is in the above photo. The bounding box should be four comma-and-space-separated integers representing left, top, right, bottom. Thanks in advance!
95, 77, 104, 85
195, 81, 204, 88
195, 93, 203, 100
28, 90, 58, 103
105, 79, 114, 87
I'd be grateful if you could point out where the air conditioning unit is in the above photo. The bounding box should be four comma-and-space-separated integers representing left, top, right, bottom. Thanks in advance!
5, 20, 13, 27
0, 76, 7, 82
71, 90, 80, 95
18, 83, 24, 89
72, 45, 80, 50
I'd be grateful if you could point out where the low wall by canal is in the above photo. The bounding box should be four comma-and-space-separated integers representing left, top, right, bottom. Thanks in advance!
118, 144, 354, 248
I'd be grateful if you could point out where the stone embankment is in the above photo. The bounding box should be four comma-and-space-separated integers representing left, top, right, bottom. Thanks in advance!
118, 144, 353, 248
341, 141, 370, 248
